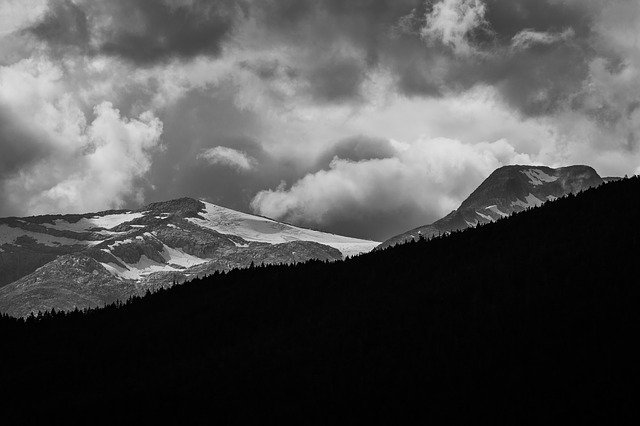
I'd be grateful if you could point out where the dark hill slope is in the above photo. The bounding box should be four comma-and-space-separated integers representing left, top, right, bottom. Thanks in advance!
1, 177, 640, 422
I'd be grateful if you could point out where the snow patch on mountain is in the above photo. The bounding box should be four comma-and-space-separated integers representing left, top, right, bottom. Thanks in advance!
101, 243, 208, 280
107, 239, 134, 250
521, 169, 558, 186
101, 255, 165, 280
161, 245, 208, 268
476, 211, 492, 221
44, 212, 146, 232
511, 193, 544, 209
485, 205, 508, 217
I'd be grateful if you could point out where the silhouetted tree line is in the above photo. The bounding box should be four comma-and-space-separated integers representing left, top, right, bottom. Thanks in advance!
1, 177, 640, 423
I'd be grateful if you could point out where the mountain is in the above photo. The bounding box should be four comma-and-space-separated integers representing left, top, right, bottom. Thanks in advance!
0, 198, 378, 316
379, 165, 604, 249
1, 176, 639, 423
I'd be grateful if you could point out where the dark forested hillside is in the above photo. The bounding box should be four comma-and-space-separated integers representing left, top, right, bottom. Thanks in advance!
2, 177, 640, 422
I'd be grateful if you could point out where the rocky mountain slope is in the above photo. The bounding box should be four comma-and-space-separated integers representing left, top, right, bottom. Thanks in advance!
0, 198, 378, 316
379, 165, 605, 249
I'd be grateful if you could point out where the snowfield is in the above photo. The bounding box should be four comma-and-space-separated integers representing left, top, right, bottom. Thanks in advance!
188, 201, 379, 258
44, 212, 146, 232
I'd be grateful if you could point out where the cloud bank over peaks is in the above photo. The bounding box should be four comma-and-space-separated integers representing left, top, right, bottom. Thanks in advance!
251, 137, 532, 240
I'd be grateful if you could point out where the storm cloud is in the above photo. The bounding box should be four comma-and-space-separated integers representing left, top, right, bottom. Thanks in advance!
23, 0, 609, 114
1, 0, 639, 239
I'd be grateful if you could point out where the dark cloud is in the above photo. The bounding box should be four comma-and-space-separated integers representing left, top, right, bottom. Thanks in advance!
28, 0, 89, 49
393, 48, 445, 98
477, 43, 591, 116
238, 58, 297, 81
29, 0, 245, 64
484, 0, 593, 40
306, 56, 367, 103
249, 0, 597, 114
0, 109, 50, 181
257, 0, 422, 36
96, 0, 243, 64
251, 0, 425, 102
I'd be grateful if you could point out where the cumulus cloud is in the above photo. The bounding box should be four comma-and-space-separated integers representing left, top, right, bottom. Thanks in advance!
251, 137, 532, 240
198, 146, 257, 172
420, 0, 490, 55
0, 56, 162, 215
3, 101, 162, 215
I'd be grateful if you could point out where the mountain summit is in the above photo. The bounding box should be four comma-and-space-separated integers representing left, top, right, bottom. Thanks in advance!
379, 165, 604, 249
0, 198, 378, 316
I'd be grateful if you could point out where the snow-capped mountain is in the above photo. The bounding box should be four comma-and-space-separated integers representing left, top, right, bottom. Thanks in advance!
0, 198, 378, 316
378, 165, 605, 249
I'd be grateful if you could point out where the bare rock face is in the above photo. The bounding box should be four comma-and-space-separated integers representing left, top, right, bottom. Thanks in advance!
379, 165, 606, 249
0, 198, 378, 317
0, 255, 131, 317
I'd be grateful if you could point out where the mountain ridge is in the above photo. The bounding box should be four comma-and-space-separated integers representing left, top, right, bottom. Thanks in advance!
0, 197, 378, 316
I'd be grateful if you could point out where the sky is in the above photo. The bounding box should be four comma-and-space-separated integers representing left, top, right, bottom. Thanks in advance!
0, 0, 639, 241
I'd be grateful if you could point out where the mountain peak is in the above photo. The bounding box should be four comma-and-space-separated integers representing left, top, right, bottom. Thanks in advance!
379, 164, 605, 249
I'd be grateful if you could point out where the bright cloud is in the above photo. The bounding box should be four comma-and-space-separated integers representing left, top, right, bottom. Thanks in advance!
0, 56, 162, 215
0, 0, 48, 35
198, 146, 257, 172
511, 28, 575, 50
420, 0, 489, 55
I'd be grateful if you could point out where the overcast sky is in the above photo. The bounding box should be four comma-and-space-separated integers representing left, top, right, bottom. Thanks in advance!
1, 0, 639, 240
